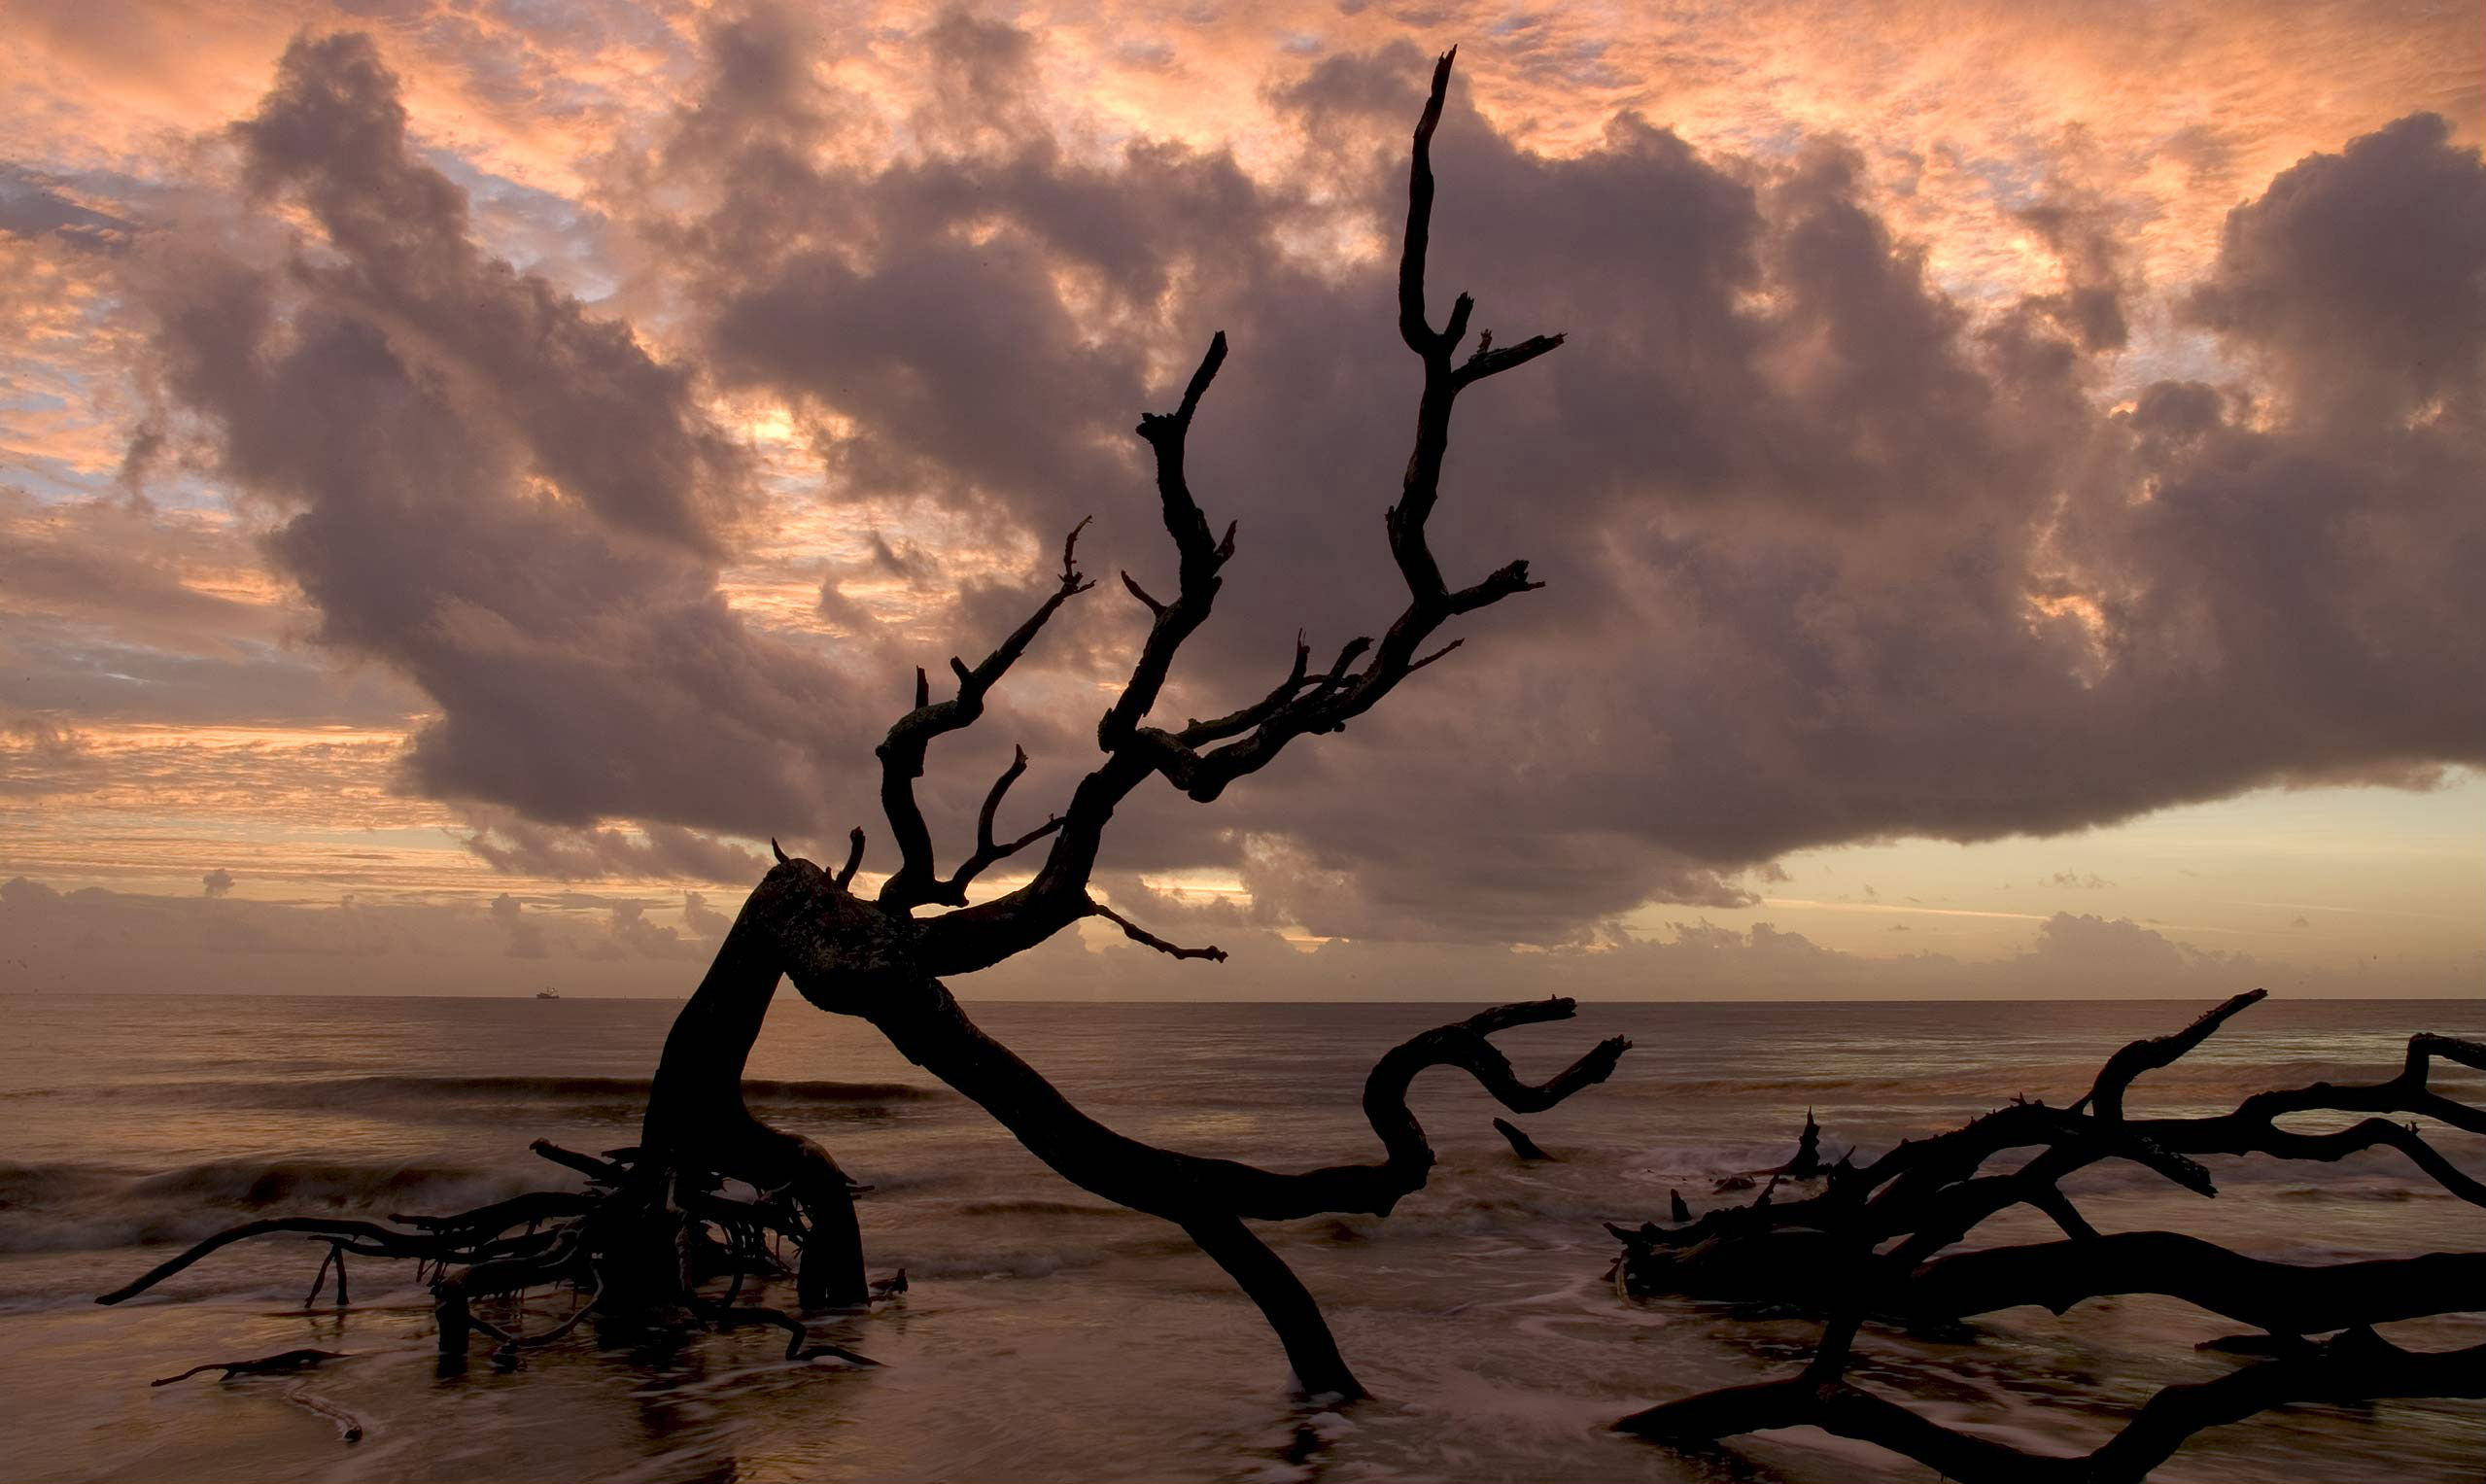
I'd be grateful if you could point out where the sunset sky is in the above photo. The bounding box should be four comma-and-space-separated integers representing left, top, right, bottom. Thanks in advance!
3, 0, 2481, 998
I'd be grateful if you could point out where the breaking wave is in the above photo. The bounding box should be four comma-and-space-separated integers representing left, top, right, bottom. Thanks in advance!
0, 1156, 541, 1255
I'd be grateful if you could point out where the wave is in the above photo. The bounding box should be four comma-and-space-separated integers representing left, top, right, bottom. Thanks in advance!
0, 1156, 543, 1256
167, 1074, 948, 1110
1607, 1057, 2405, 1107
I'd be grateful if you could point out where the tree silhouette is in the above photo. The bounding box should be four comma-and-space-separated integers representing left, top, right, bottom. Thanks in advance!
101, 48, 1628, 1401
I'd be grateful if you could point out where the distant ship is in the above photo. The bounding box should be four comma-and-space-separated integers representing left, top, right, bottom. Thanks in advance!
535, 986, 561, 1000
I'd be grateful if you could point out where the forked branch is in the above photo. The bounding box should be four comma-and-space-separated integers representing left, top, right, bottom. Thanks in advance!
914, 48, 1561, 978
876, 519, 1093, 913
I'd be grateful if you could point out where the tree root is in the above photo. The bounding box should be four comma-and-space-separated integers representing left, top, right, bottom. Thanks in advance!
1609, 995, 2486, 1482
102, 1141, 900, 1373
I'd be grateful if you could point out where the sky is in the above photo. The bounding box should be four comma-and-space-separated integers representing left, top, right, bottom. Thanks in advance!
1, 0, 2482, 1000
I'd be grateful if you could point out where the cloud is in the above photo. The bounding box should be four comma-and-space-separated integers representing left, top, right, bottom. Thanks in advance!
230, 32, 747, 555
0, 713, 101, 799
3, 872, 2469, 1000
607, 900, 701, 958
2018, 911, 2253, 983
990, 910, 2293, 1001
0, 876, 718, 993
451, 22, 2486, 940
681, 890, 731, 940
459, 811, 769, 883
2044, 871, 2114, 890
40, 15, 2486, 961
127, 32, 894, 842
2188, 112, 2486, 427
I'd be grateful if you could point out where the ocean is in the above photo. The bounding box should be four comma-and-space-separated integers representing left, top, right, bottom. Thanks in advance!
2, 993, 2479, 1482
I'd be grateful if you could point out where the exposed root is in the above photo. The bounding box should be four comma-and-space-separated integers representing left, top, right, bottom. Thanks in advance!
103, 1141, 901, 1372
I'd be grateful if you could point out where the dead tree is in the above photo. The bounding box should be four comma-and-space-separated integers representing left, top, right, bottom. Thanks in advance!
101, 49, 1628, 1399
634, 45, 1609, 1398
1608, 991, 2486, 1481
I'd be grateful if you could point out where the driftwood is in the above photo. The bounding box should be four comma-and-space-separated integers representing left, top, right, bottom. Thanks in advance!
152, 1350, 366, 1445
100, 1140, 874, 1371
1609, 992, 2486, 1481
152, 1348, 350, 1387
98, 49, 1619, 1401
1494, 1118, 1554, 1161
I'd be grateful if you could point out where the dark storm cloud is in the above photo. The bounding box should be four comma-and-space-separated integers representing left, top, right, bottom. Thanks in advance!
120, 15, 2486, 950
231, 33, 745, 553
131, 32, 897, 841
2188, 112, 2486, 424
575, 11, 2486, 943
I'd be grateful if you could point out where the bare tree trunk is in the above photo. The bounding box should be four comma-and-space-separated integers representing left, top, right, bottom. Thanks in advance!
640, 901, 867, 1311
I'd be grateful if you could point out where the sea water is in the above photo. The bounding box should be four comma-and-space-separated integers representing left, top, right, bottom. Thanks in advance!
1, 994, 2479, 1482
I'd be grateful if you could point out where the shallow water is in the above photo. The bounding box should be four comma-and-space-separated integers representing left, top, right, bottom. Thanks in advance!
2, 993, 2480, 1482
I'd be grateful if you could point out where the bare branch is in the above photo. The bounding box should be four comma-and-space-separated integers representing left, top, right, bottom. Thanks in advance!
876, 521, 1095, 913
913, 48, 1561, 977
1454, 331, 1567, 388
976, 747, 1030, 858
834, 827, 864, 890
1088, 899, 1227, 962
926, 746, 1062, 905
2075, 986, 2266, 1118
1121, 570, 1167, 616
1106, 331, 1233, 750
1179, 634, 1313, 745
1399, 48, 1457, 356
